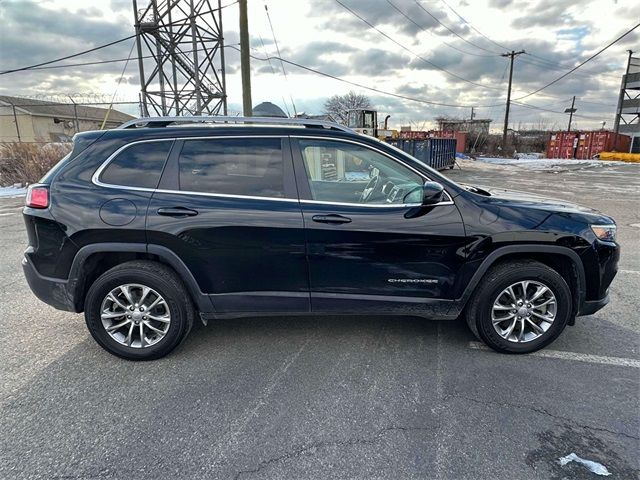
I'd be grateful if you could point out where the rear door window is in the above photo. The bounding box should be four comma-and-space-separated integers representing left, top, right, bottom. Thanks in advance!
100, 141, 173, 189
178, 138, 285, 198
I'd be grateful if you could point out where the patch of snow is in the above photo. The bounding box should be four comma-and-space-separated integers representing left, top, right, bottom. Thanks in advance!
558, 453, 611, 476
514, 152, 544, 159
476, 157, 627, 171
0, 186, 27, 198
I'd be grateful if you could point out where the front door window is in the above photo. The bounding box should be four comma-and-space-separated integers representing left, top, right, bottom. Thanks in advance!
299, 139, 424, 205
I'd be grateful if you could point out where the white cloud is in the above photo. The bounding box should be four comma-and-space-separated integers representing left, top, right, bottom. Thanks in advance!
0, 0, 636, 130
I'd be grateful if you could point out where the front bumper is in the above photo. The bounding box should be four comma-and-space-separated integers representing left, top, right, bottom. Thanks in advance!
22, 255, 75, 312
577, 293, 610, 317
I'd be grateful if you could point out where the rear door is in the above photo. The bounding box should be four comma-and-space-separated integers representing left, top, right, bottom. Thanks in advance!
147, 135, 309, 314
291, 136, 467, 314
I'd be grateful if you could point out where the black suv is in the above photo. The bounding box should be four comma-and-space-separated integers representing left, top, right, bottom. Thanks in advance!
22, 117, 619, 360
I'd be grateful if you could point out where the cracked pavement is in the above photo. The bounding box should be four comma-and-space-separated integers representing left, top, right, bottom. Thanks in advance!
0, 160, 638, 479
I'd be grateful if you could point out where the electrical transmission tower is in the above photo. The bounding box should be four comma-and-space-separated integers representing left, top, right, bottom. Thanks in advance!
132, 0, 227, 117
614, 50, 639, 152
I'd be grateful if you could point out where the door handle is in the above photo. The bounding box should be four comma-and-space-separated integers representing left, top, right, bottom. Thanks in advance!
312, 214, 352, 224
157, 207, 199, 217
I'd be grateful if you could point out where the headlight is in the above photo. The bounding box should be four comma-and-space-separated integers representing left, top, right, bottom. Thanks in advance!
591, 224, 616, 242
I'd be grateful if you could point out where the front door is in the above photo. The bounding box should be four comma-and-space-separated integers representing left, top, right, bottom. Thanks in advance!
147, 135, 309, 314
291, 137, 467, 314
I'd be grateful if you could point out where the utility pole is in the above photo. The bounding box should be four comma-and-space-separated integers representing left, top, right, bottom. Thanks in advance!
565, 96, 576, 132
239, 0, 252, 116
470, 106, 475, 120
501, 50, 525, 153
67, 95, 79, 134
11, 105, 21, 143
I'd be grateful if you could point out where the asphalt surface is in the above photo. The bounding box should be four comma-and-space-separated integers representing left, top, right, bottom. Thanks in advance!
1, 159, 638, 480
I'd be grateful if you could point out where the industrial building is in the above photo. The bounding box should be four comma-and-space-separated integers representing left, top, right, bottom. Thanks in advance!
0, 96, 134, 143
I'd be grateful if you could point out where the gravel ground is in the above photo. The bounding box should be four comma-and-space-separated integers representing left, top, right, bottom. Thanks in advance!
0, 159, 638, 480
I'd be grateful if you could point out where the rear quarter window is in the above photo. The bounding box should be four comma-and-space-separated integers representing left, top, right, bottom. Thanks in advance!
100, 140, 173, 189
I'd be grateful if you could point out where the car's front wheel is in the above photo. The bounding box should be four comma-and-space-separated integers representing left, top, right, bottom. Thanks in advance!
84, 260, 194, 360
465, 260, 572, 353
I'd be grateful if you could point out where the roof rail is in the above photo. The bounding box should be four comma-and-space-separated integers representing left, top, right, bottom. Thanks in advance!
116, 116, 354, 133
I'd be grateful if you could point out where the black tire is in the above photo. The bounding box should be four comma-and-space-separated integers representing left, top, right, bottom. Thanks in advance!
465, 260, 572, 354
84, 260, 195, 360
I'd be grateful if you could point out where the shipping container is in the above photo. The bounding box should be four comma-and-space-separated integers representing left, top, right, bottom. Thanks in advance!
574, 131, 631, 159
546, 132, 578, 159
387, 138, 456, 170
430, 131, 467, 153
547, 131, 631, 159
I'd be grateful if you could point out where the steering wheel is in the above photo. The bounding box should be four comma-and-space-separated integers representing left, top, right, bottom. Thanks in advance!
359, 174, 381, 203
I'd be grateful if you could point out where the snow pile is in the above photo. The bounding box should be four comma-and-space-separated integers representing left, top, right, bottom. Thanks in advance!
514, 152, 544, 159
0, 185, 27, 198
558, 453, 611, 476
476, 157, 626, 171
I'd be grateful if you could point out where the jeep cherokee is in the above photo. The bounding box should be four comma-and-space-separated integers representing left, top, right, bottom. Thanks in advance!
22, 116, 619, 360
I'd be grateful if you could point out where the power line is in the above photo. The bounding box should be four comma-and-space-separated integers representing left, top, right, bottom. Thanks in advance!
101, 40, 136, 129
438, 0, 624, 83
520, 53, 621, 81
0, 35, 136, 75
264, 1, 297, 115
0, 0, 239, 76
257, 33, 292, 117
385, 0, 496, 58
7, 44, 241, 72
239, 45, 612, 121
232, 46, 490, 108
439, 0, 509, 51
334, 0, 502, 91
513, 22, 640, 101
413, 0, 500, 55
511, 101, 603, 120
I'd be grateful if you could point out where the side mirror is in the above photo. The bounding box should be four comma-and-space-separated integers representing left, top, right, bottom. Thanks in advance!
421, 181, 445, 206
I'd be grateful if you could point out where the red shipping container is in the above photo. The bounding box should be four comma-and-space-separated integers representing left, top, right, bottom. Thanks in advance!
548, 131, 631, 159
546, 132, 578, 159
574, 131, 631, 159
430, 131, 466, 153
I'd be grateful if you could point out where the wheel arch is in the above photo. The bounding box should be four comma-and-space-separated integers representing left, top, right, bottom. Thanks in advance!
68, 243, 212, 313
458, 245, 585, 320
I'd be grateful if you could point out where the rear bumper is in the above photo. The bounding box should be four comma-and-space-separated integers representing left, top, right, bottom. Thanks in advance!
22, 255, 75, 312
577, 293, 609, 317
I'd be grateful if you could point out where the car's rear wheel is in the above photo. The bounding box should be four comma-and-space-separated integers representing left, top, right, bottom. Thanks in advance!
84, 260, 194, 360
465, 260, 572, 353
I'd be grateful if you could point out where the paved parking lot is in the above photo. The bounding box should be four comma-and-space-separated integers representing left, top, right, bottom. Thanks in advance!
1, 160, 638, 479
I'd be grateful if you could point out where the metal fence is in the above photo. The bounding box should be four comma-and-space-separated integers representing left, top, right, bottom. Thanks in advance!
386, 138, 456, 170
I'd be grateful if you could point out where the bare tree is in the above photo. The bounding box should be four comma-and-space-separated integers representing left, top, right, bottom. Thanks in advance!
323, 91, 372, 124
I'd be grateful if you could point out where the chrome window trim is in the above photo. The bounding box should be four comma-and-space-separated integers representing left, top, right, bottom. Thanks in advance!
92, 138, 177, 191
292, 135, 455, 207
91, 135, 297, 202
91, 134, 455, 207
153, 188, 299, 203
300, 199, 422, 208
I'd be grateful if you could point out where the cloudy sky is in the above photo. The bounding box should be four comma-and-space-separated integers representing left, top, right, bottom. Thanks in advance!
1, 0, 638, 130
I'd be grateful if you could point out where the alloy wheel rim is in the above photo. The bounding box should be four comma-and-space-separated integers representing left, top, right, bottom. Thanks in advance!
491, 280, 557, 343
100, 283, 171, 348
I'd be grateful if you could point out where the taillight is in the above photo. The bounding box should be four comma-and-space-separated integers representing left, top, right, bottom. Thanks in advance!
26, 185, 49, 209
